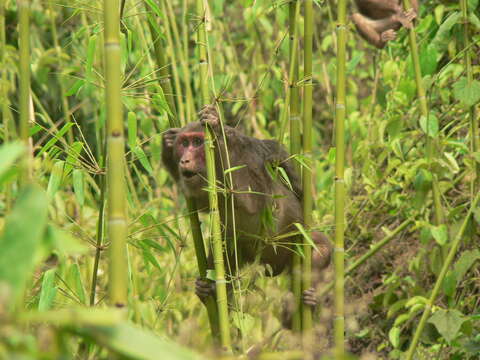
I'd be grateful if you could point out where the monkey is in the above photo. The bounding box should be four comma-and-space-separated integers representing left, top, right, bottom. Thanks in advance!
351, 0, 419, 49
162, 105, 331, 312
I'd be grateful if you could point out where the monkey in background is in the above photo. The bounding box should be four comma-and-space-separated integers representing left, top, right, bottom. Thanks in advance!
352, 0, 419, 49
162, 105, 331, 313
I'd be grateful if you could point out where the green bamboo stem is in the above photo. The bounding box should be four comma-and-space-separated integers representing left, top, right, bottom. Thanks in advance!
405, 192, 480, 360
160, 2, 186, 125
48, 0, 73, 143
278, 1, 300, 145
162, 0, 195, 122
319, 219, 413, 297
18, 0, 31, 185
460, 0, 479, 194
90, 146, 107, 306
197, 0, 231, 351
403, 0, 447, 254
104, 0, 128, 308
145, 0, 219, 339
302, 0, 314, 337
1, 0, 11, 210
288, 0, 302, 334
143, 1, 178, 127
334, 0, 347, 356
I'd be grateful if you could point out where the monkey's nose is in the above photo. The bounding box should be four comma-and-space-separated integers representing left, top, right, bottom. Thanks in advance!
181, 159, 190, 164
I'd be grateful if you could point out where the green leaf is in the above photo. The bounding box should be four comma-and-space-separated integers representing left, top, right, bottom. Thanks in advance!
428, 309, 467, 343
64, 142, 84, 177
0, 142, 25, 185
38, 122, 75, 156
127, 112, 137, 149
419, 113, 439, 138
453, 78, 480, 107
43, 225, 88, 256
133, 146, 154, 174
47, 160, 65, 198
431, 224, 448, 245
0, 186, 48, 306
81, 322, 205, 360
389, 326, 401, 348
38, 269, 57, 311
452, 249, 480, 285
72, 169, 85, 206
420, 44, 438, 76
69, 263, 86, 305
432, 12, 461, 51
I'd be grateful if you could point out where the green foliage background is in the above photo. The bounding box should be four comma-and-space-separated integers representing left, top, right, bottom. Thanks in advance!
0, 0, 479, 359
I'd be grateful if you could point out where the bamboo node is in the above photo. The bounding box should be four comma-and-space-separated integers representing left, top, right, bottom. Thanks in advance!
336, 103, 345, 109
216, 279, 228, 284
334, 247, 345, 253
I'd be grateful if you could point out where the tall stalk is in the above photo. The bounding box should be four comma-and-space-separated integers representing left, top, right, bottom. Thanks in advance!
288, 0, 302, 334
302, 0, 314, 338
405, 192, 480, 359
17, 0, 31, 185
403, 0, 445, 229
145, 0, 220, 340
48, 0, 73, 143
162, 0, 195, 122
196, 0, 231, 351
143, 1, 178, 127
104, 0, 128, 308
1, 0, 12, 210
90, 142, 107, 306
334, 0, 347, 356
460, 0, 479, 194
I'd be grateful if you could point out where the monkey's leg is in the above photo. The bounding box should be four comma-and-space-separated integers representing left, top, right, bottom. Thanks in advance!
352, 13, 397, 48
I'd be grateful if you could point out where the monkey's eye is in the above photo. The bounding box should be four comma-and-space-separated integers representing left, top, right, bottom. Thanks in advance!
181, 138, 189, 147
192, 137, 203, 147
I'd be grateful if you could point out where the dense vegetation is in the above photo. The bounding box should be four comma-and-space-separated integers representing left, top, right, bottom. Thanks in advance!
0, 0, 479, 359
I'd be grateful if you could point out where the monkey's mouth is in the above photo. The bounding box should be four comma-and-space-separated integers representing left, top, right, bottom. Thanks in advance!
182, 170, 198, 179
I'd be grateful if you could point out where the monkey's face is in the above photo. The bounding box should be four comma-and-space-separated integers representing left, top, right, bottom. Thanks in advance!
175, 131, 207, 192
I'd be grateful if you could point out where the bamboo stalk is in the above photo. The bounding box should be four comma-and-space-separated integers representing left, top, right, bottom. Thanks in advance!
302, 0, 314, 339
288, 0, 302, 334
145, 0, 219, 340
319, 219, 413, 297
90, 144, 107, 306
334, 0, 347, 355
460, 0, 479, 194
48, 0, 73, 143
160, 2, 186, 125
17, 0, 31, 185
104, 0, 128, 308
1, 0, 12, 210
143, 1, 178, 127
196, 0, 231, 351
278, 2, 300, 145
405, 192, 480, 359
402, 0, 447, 259
163, 0, 195, 122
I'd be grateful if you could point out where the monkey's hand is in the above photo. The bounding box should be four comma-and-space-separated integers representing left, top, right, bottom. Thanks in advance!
163, 128, 180, 148
302, 288, 318, 308
195, 277, 216, 302
381, 29, 397, 42
199, 105, 220, 128
403, 8, 416, 25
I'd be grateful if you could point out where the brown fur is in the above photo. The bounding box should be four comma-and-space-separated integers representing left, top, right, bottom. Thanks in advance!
352, 0, 419, 48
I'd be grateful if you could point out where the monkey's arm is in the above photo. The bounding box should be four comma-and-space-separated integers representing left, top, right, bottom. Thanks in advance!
161, 128, 181, 181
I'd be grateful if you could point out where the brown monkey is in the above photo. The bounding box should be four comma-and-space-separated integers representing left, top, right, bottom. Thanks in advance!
351, 0, 419, 49
162, 105, 331, 310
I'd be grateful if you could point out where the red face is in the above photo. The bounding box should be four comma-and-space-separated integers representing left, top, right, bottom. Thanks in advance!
175, 132, 206, 180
